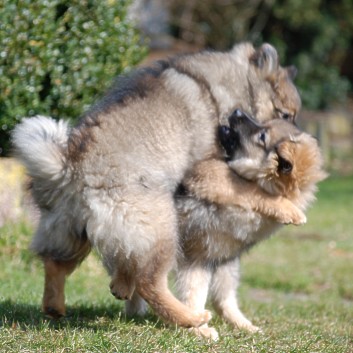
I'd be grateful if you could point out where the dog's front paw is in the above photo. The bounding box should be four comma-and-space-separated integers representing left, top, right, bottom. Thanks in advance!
287, 207, 307, 226
293, 212, 307, 225
188, 324, 219, 341
275, 204, 306, 225
237, 322, 262, 334
195, 309, 212, 326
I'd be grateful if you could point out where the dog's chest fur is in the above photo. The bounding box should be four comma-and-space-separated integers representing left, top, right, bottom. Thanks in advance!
177, 197, 282, 265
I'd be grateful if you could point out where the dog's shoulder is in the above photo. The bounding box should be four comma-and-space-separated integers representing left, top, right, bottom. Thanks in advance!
89, 60, 172, 114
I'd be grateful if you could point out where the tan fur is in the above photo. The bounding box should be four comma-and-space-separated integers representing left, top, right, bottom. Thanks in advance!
12, 42, 301, 328
42, 258, 80, 318
41, 237, 91, 318
175, 117, 327, 338
185, 158, 306, 225
266, 66, 301, 123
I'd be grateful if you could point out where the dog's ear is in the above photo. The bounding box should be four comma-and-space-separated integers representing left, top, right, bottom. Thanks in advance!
250, 43, 279, 78
285, 65, 298, 81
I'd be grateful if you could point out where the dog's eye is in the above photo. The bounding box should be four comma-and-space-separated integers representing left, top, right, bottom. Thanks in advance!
280, 111, 293, 121
275, 108, 295, 122
259, 130, 266, 144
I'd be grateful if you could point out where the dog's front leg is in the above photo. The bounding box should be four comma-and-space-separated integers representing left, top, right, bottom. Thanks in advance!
249, 195, 307, 225
184, 159, 306, 225
210, 257, 260, 333
176, 263, 212, 312
175, 263, 219, 340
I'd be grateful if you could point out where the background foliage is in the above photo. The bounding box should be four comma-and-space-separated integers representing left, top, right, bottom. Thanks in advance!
0, 0, 146, 155
1, 0, 353, 156
169, 0, 353, 110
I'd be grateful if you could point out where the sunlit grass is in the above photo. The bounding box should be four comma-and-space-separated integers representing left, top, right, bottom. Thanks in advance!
0, 176, 352, 352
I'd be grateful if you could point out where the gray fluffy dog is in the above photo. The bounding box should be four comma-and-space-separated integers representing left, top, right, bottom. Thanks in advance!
12, 42, 300, 328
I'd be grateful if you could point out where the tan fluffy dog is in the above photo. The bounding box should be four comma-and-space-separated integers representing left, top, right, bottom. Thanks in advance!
174, 112, 327, 339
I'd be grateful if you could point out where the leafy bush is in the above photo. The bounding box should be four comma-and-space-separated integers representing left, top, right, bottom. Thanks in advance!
0, 0, 147, 155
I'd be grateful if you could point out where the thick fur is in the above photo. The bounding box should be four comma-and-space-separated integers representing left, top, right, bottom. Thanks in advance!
175, 114, 327, 338
12, 42, 300, 328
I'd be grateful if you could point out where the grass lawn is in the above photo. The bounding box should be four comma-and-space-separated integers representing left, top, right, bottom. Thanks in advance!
0, 175, 352, 352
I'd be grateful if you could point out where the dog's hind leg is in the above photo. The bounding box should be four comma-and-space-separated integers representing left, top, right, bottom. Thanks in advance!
32, 222, 91, 319
97, 190, 211, 328
42, 257, 80, 318
42, 242, 91, 318
210, 257, 260, 333
134, 240, 212, 328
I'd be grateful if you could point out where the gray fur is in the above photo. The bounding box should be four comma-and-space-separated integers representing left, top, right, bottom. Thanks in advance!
12, 42, 289, 326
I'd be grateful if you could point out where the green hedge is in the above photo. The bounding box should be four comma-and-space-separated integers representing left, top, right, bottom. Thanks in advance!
0, 0, 147, 155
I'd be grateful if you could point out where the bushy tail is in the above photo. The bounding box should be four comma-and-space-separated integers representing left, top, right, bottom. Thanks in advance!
12, 116, 70, 183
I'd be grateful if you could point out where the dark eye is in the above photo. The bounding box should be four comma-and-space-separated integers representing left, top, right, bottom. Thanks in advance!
259, 130, 266, 144
280, 112, 293, 121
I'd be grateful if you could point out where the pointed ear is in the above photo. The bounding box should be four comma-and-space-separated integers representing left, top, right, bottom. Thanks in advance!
250, 43, 279, 78
286, 65, 298, 81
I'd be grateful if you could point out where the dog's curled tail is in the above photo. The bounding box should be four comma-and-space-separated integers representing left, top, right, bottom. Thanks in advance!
12, 116, 70, 183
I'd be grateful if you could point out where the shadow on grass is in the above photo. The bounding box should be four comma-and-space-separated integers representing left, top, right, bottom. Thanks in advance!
0, 299, 164, 331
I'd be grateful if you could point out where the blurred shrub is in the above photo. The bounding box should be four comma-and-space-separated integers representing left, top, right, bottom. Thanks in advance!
262, 0, 352, 110
169, 0, 352, 110
0, 0, 147, 156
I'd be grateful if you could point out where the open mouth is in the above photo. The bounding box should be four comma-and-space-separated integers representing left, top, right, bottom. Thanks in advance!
218, 124, 241, 157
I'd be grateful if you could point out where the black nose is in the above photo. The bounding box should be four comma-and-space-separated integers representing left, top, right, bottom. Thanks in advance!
219, 125, 231, 136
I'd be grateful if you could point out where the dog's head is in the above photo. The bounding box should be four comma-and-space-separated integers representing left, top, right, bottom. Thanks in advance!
219, 110, 327, 208
248, 43, 301, 123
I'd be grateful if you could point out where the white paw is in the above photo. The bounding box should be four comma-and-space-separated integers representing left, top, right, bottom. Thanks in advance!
237, 322, 262, 334
188, 324, 219, 341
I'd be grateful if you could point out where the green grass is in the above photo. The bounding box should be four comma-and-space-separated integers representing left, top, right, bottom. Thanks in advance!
1, 176, 353, 352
